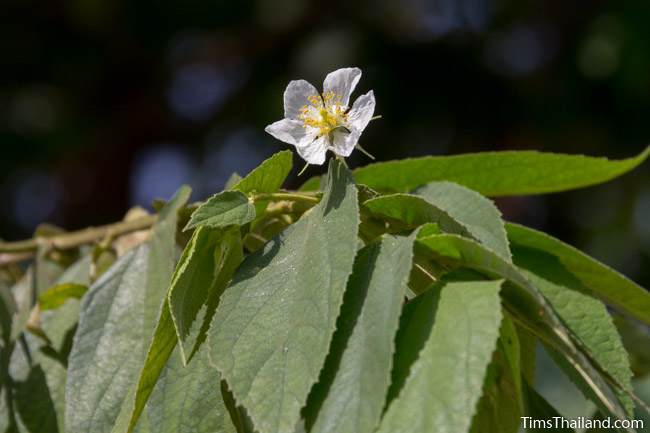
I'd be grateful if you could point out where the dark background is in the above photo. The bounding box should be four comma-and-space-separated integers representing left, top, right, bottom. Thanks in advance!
1, 0, 649, 290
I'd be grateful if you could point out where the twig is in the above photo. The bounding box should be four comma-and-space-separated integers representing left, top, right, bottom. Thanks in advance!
0, 191, 322, 257
0, 215, 157, 254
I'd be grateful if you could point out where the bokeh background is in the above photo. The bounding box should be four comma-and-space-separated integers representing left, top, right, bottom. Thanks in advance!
2, 0, 650, 423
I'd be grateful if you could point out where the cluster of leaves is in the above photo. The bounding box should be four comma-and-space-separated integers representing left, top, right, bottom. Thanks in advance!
1, 147, 650, 433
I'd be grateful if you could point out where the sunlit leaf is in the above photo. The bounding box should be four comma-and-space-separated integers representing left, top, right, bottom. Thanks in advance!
65, 187, 189, 433
354, 147, 650, 195
184, 191, 255, 232
230, 150, 293, 194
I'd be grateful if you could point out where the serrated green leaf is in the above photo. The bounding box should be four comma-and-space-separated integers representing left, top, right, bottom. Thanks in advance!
386, 285, 439, 407
124, 226, 242, 433
208, 159, 359, 433
65, 187, 189, 433
230, 150, 293, 194
376, 279, 503, 433
363, 193, 472, 235
142, 345, 236, 433
415, 181, 511, 261
513, 246, 634, 416
65, 247, 154, 433
305, 233, 415, 433
169, 226, 243, 363
506, 222, 650, 326
353, 147, 650, 195
184, 191, 255, 232
415, 234, 630, 425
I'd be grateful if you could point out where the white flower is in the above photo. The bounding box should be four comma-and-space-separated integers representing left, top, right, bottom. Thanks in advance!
265, 67, 376, 165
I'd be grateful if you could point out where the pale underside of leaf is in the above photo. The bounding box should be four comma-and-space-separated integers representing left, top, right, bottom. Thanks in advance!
415, 181, 511, 262
506, 222, 650, 326
65, 187, 189, 433
415, 234, 631, 426
513, 246, 634, 416
208, 159, 359, 433
376, 279, 503, 433
306, 233, 416, 433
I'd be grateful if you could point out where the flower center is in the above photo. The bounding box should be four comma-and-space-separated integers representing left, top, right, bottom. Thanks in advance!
299, 91, 348, 137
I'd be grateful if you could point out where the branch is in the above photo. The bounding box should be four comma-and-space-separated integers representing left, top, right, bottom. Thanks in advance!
0, 190, 322, 258
0, 215, 157, 255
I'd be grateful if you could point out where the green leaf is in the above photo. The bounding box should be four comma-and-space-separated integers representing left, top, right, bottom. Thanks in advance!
376, 279, 503, 433
208, 159, 359, 433
169, 226, 243, 363
523, 381, 575, 432
470, 317, 524, 433
297, 175, 322, 192
184, 191, 255, 232
305, 233, 415, 433
65, 187, 189, 433
11, 338, 61, 433
65, 247, 155, 433
415, 234, 630, 424
38, 283, 87, 311
363, 194, 472, 235
386, 286, 439, 406
141, 345, 236, 433
353, 147, 650, 195
506, 222, 650, 326
415, 181, 511, 261
230, 150, 293, 194
513, 246, 634, 415
124, 226, 243, 433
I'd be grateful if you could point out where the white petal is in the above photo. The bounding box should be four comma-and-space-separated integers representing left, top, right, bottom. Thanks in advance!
265, 119, 310, 145
346, 91, 375, 132
296, 135, 329, 165
331, 129, 360, 157
323, 67, 362, 108
283, 80, 320, 120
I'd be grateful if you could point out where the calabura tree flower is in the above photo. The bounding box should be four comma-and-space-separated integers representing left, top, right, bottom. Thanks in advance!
265, 67, 376, 165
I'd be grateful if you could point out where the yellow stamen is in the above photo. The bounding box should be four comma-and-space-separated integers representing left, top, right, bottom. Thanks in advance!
299, 92, 348, 137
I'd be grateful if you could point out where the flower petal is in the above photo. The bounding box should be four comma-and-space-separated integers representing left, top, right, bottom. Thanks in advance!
346, 90, 375, 132
323, 67, 362, 108
296, 135, 329, 165
284, 80, 320, 120
331, 129, 360, 157
265, 119, 310, 145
